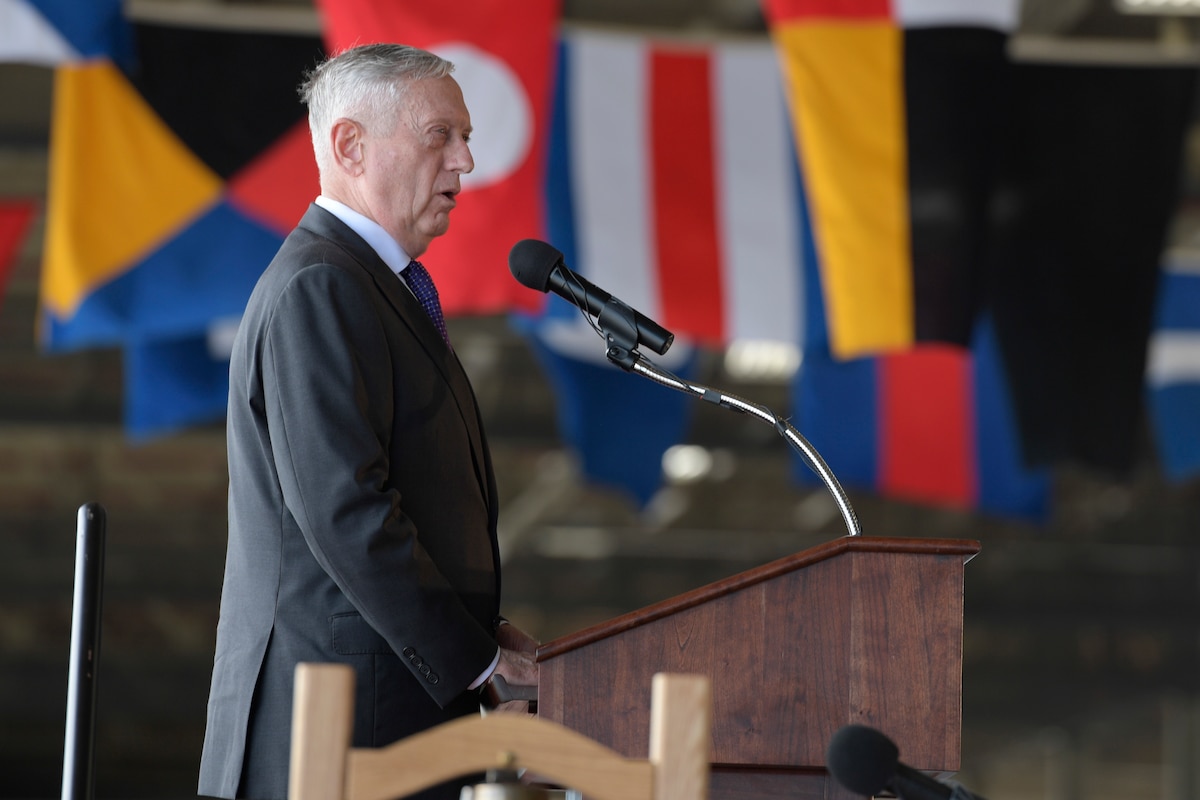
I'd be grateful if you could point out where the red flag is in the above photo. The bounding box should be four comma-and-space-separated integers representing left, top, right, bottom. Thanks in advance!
0, 199, 36, 311
316, 0, 560, 314
878, 345, 975, 508
227, 120, 320, 236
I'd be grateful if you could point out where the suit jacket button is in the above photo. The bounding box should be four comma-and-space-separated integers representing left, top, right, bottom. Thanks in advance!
428, 673, 439, 685
402, 646, 415, 658
419, 664, 431, 676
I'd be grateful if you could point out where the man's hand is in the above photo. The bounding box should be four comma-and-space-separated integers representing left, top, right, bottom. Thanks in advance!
488, 647, 538, 714
485, 622, 539, 715
496, 621, 539, 655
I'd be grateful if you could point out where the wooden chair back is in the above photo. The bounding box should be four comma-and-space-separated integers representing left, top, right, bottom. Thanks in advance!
288, 663, 711, 800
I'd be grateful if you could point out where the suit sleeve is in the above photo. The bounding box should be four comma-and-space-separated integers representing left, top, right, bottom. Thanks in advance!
260, 261, 496, 705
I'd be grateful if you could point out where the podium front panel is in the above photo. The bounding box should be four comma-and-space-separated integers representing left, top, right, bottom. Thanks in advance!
536, 537, 977, 794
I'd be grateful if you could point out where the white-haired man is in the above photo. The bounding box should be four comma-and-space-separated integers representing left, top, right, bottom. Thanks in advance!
199, 43, 538, 800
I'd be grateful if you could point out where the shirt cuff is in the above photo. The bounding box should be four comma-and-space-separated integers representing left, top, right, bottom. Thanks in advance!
467, 648, 500, 691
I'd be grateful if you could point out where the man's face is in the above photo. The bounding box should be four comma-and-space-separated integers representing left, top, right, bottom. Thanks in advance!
363, 75, 474, 257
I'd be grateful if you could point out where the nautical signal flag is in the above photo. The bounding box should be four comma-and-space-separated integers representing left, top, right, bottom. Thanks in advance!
513, 313, 702, 507
982, 60, 1196, 476
41, 22, 323, 352
315, 0, 560, 314
526, 28, 804, 505
0, 0, 132, 66
15, 0, 325, 437
1147, 254, 1200, 482
0, 199, 36, 311
792, 322, 1050, 520
761, 0, 1019, 360
542, 28, 804, 347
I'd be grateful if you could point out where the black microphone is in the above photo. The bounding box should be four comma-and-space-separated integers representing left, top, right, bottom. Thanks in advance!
827, 724, 986, 800
508, 239, 674, 357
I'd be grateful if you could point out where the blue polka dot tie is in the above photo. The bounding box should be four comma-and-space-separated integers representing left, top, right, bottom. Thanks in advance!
402, 260, 449, 345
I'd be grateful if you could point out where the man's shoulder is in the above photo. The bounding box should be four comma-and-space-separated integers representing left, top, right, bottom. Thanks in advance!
273, 206, 382, 276
252, 242, 367, 311
239, 207, 390, 323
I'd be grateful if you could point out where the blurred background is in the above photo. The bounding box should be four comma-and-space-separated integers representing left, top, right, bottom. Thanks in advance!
2, 0, 1200, 799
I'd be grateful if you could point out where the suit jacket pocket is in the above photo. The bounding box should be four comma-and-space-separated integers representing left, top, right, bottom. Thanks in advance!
330, 612, 394, 655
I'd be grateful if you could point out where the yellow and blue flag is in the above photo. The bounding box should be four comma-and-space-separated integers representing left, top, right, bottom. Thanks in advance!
3, 1, 324, 437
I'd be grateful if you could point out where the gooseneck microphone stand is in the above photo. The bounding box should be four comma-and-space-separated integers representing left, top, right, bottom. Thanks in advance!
592, 295, 862, 538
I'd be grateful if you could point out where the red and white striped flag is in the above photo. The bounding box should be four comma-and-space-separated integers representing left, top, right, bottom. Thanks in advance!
551, 28, 805, 347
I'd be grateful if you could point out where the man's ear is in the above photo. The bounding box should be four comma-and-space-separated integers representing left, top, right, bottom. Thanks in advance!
330, 118, 365, 176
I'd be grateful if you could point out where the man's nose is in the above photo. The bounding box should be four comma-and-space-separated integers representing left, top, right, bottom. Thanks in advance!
449, 139, 474, 174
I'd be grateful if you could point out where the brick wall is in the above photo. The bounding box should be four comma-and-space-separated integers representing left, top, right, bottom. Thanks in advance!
0, 426, 229, 799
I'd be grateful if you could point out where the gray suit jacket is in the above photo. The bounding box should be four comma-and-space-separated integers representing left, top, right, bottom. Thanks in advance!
199, 205, 501, 799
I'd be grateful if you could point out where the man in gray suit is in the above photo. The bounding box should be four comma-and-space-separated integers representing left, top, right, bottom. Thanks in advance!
198, 43, 538, 800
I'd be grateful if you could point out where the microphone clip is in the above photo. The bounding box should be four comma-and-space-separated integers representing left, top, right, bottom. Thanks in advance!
598, 298, 642, 370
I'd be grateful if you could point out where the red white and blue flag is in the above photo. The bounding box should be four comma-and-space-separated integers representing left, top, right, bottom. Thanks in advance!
531, 29, 804, 505
543, 28, 803, 346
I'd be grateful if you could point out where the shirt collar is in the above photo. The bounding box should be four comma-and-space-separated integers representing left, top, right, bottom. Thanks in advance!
314, 195, 412, 278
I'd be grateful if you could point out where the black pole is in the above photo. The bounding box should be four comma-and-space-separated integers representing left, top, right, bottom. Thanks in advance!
62, 502, 106, 800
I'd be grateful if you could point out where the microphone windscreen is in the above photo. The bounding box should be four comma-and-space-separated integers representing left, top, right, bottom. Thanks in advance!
508, 239, 564, 293
826, 724, 900, 797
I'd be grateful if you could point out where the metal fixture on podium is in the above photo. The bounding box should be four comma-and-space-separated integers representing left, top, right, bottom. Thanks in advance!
508, 238, 861, 538
588, 288, 861, 539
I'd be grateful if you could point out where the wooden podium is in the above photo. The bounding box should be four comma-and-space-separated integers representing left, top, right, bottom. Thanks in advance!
534, 536, 980, 800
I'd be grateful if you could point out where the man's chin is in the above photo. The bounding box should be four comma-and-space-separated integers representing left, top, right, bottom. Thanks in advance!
424, 217, 452, 241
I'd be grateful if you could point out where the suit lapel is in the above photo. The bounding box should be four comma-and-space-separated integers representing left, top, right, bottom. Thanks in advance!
297, 205, 495, 513
372, 262, 495, 514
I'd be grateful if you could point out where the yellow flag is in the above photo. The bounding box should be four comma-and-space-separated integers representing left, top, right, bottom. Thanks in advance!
771, 21, 913, 359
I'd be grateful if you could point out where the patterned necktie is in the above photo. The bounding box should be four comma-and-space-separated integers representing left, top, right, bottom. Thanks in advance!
402, 260, 450, 345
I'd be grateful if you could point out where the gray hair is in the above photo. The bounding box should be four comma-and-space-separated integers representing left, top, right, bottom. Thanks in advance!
299, 43, 455, 178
